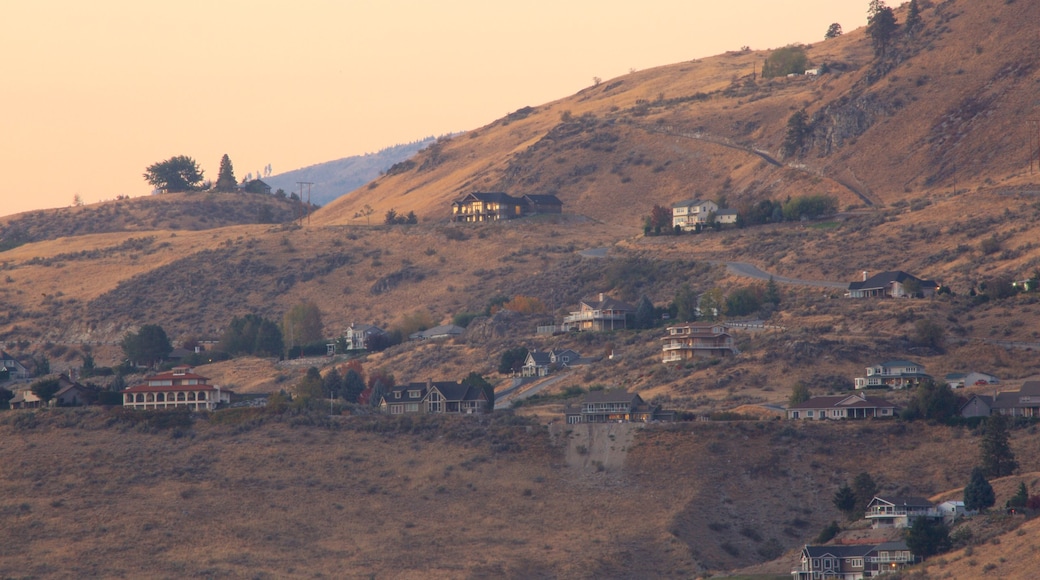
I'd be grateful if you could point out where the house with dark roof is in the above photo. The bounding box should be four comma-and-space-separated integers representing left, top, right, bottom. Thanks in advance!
341, 323, 386, 351
793, 541, 916, 579
855, 360, 931, 390
562, 293, 633, 332
661, 322, 738, 362
408, 324, 465, 341
378, 379, 490, 415
122, 367, 232, 411
0, 350, 30, 380
991, 380, 1040, 418
960, 394, 994, 418
564, 390, 673, 424
846, 271, 939, 298
54, 375, 94, 407
521, 348, 581, 377
787, 393, 899, 420
450, 192, 563, 223
671, 199, 718, 231
945, 371, 999, 389
865, 496, 942, 529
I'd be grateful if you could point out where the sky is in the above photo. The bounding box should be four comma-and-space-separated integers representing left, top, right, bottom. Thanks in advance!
0, 1, 869, 218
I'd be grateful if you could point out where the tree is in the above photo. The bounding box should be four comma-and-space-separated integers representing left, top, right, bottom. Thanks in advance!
902, 379, 959, 422
498, 347, 529, 375
294, 367, 324, 402
852, 472, 879, 514
649, 204, 672, 234
215, 154, 237, 192
765, 277, 781, 308
761, 45, 809, 78
963, 467, 996, 512
781, 110, 810, 158
815, 521, 841, 543
31, 378, 61, 405
980, 414, 1018, 477
825, 23, 843, 39
143, 155, 205, 193
699, 288, 724, 321
725, 285, 763, 317
0, 385, 14, 409
405, 211, 418, 225
384, 208, 400, 225
343, 368, 366, 403
904, 516, 951, 559
322, 367, 343, 399
282, 302, 324, 356
633, 296, 656, 329
461, 372, 495, 411
1008, 482, 1029, 509
673, 284, 699, 323
867, 1, 898, 59
221, 314, 283, 357
121, 324, 173, 367
81, 352, 96, 378
904, 0, 922, 37
789, 383, 811, 407
833, 483, 858, 520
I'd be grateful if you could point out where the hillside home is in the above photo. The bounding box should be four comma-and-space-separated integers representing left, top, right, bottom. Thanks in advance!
122, 367, 232, 411
450, 192, 563, 223
991, 380, 1040, 417
793, 541, 915, 580
959, 394, 994, 418
846, 271, 939, 298
54, 375, 94, 406
786, 393, 899, 420
661, 322, 738, 362
714, 208, 739, 224
855, 360, 931, 390
521, 348, 581, 377
0, 350, 30, 380
671, 199, 718, 231
945, 371, 999, 389
408, 324, 465, 341
937, 500, 976, 523
9, 388, 44, 409
865, 496, 941, 529
564, 390, 674, 424
562, 293, 633, 332
378, 379, 489, 415
241, 179, 272, 194
341, 323, 385, 351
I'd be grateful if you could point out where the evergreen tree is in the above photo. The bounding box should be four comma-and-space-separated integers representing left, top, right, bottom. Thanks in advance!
904, 0, 922, 37
633, 296, 656, 329
121, 324, 173, 367
833, 483, 858, 520
143, 155, 205, 193
824, 23, 843, 39
343, 369, 366, 403
852, 472, 879, 514
963, 467, 995, 512
322, 367, 343, 399
461, 372, 495, 411
215, 154, 237, 191
294, 367, 324, 401
765, 277, 781, 307
31, 378, 61, 405
980, 414, 1018, 477
780, 110, 810, 158
673, 284, 699, 323
904, 517, 951, 559
867, 1, 898, 58
1008, 481, 1029, 509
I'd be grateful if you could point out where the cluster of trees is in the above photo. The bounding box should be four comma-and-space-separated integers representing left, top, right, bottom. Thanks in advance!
761, 45, 809, 78
121, 324, 173, 367
144, 154, 275, 194
384, 208, 418, 225
220, 314, 283, 357
867, 0, 922, 59
832, 472, 879, 521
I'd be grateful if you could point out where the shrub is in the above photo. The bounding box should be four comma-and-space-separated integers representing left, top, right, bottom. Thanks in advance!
762, 45, 809, 78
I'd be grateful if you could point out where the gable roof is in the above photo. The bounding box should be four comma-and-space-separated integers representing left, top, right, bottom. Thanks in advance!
526, 351, 552, 366
580, 294, 634, 312
869, 496, 934, 509
522, 194, 563, 206
455, 191, 520, 205
671, 198, 714, 209
581, 390, 643, 405
788, 393, 898, 410
848, 271, 938, 291
803, 544, 875, 559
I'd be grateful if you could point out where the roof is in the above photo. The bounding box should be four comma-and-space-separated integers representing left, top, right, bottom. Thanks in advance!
526, 351, 552, 366
139, 369, 211, 382
869, 496, 934, 508
848, 271, 938, 291
429, 382, 487, 403
788, 394, 898, 410
581, 390, 643, 405
959, 394, 994, 411
991, 381, 1040, 410
522, 194, 563, 206
878, 360, 922, 368
802, 544, 875, 558
124, 384, 220, 393
409, 324, 465, 340
580, 294, 634, 312
671, 198, 712, 208
455, 191, 520, 205
346, 323, 384, 334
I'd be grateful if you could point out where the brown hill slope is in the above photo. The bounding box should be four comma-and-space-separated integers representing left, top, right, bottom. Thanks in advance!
312, 0, 1040, 228
2, 409, 1037, 578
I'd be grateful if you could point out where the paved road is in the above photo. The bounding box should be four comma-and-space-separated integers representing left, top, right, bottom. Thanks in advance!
724, 261, 848, 289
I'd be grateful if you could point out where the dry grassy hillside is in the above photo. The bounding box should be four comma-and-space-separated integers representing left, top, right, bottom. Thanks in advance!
2, 408, 1037, 578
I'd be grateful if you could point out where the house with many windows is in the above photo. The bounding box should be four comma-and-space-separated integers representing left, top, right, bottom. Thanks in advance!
865, 496, 942, 529
661, 322, 738, 362
562, 293, 633, 332
341, 323, 385, 351
521, 349, 581, 377
450, 192, 562, 223
793, 541, 916, 579
122, 367, 232, 411
787, 393, 899, 420
855, 360, 932, 389
564, 390, 674, 424
0, 350, 30, 380
378, 380, 490, 415
991, 380, 1040, 417
671, 199, 718, 231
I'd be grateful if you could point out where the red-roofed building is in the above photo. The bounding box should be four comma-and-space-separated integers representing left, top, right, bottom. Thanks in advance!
122, 367, 231, 411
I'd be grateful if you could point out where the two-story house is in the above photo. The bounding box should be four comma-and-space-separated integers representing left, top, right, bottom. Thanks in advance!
671, 199, 719, 231
0, 350, 31, 380
991, 380, 1040, 417
865, 496, 942, 529
122, 367, 232, 411
661, 322, 738, 362
564, 390, 673, 424
521, 349, 581, 377
562, 293, 633, 332
793, 541, 916, 580
378, 379, 490, 415
341, 323, 385, 351
855, 360, 931, 389
450, 192, 562, 223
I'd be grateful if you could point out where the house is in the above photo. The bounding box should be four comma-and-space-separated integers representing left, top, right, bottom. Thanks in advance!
865, 496, 941, 529
521, 348, 581, 377
408, 324, 465, 341
0, 350, 31, 380
54, 375, 94, 407
342, 323, 385, 351
671, 199, 719, 231
855, 360, 931, 390
991, 380, 1040, 417
786, 393, 899, 420
959, 394, 994, 418
714, 208, 739, 225
450, 191, 564, 222
846, 271, 939, 298
241, 179, 272, 194
937, 500, 976, 523
792, 541, 916, 580
945, 371, 999, 389
122, 367, 232, 411
564, 390, 674, 424
661, 322, 738, 362
9, 387, 43, 409
562, 293, 633, 332
378, 379, 490, 415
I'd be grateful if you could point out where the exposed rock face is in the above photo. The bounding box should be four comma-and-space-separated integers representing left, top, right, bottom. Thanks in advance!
464, 310, 532, 342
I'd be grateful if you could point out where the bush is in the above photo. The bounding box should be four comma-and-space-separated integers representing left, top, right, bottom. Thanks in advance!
762, 45, 809, 78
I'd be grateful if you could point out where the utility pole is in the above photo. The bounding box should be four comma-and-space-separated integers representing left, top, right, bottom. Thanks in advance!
295, 181, 313, 225
1031, 119, 1040, 174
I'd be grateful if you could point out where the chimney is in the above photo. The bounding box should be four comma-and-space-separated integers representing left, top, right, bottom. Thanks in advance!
599, 292, 605, 302
862, 271, 869, 281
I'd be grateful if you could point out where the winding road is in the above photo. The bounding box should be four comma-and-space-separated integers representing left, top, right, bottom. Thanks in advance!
723, 261, 848, 289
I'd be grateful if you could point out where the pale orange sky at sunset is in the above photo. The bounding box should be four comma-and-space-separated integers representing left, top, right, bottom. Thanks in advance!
1, 1, 869, 218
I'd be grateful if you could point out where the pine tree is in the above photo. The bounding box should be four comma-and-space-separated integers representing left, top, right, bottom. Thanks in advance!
852, 472, 879, 514
963, 467, 995, 512
867, 0, 898, 58
1008, 482, 1029, 509
780, 110, 810, 158
904, 516, 951, 558
980, 414, 1018, 477
833, 484, 858, 520
904, 0, 922, 37
215, 154, 237, 192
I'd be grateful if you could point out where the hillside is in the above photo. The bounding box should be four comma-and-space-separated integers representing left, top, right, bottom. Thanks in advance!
2, 408, 1038, 578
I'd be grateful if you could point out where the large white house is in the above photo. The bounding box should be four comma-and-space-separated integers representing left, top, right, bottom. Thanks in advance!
671, 199, 718, 231
855, 360, 932, 389
122, 367, 232, 411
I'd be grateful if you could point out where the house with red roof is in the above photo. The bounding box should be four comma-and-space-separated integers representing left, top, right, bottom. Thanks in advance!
787, 393, 899, 420
122, 367, 231, 411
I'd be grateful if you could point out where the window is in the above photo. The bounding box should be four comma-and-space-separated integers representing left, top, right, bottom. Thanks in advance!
405, 403, 419, 413
807, 410, 814, 417
408, 390, 420, 398
394, 392, 401, 399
